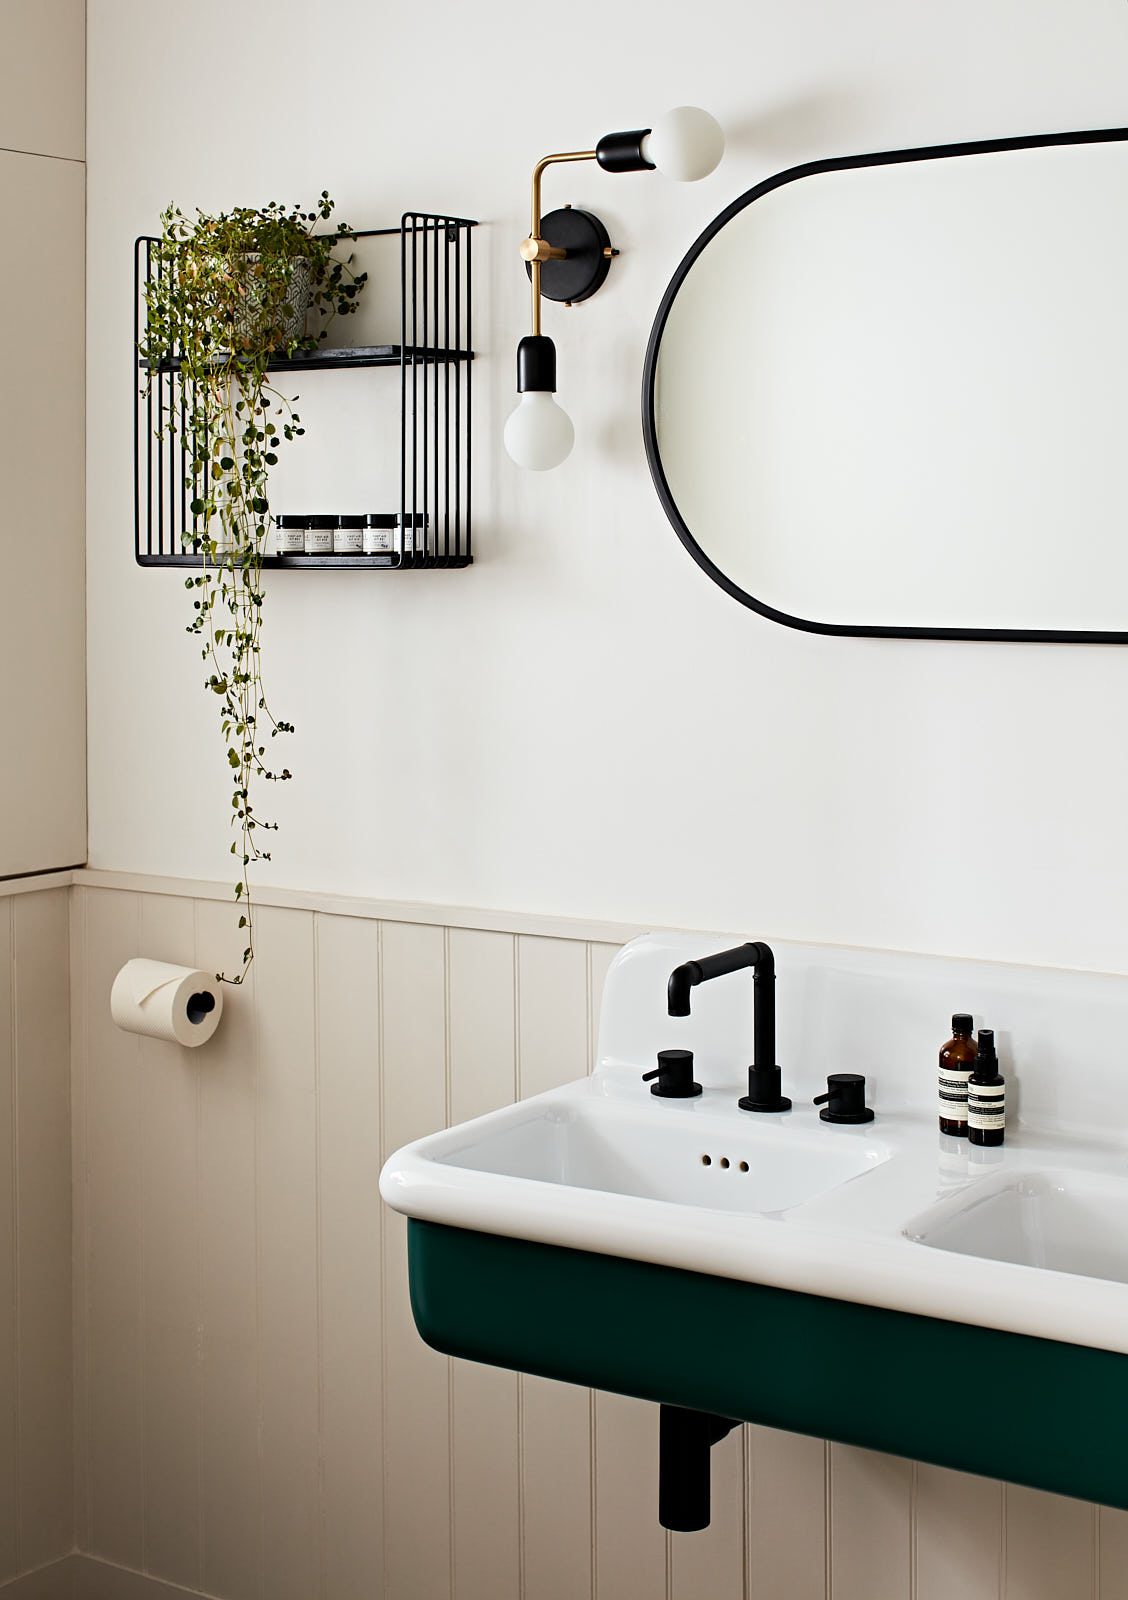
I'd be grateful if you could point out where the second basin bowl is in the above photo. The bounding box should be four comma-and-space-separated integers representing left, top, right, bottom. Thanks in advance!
906, 1167, 1128, 1285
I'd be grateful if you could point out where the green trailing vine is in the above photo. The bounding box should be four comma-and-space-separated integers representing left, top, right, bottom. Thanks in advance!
140, 194, 366, 982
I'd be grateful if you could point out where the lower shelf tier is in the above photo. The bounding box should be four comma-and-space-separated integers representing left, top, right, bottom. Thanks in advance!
136, 553, 472, 570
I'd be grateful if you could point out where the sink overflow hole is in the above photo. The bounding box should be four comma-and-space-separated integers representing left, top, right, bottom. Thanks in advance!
700, 1155, 751, 1172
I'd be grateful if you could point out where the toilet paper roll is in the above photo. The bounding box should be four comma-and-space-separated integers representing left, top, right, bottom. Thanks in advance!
110, 959, 224, 1047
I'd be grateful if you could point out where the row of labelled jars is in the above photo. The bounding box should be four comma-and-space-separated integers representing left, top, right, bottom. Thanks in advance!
275, 513, 426, 557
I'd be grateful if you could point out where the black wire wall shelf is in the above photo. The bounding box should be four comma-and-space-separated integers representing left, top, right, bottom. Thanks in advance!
134, 214, 476, 570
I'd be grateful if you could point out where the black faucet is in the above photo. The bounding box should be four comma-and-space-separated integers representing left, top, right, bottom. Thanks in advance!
667, 941, 791, 1112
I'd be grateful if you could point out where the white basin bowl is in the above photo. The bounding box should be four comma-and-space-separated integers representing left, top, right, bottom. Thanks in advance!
906, 1168, 1128, 1285
438, 1096, 887, 1216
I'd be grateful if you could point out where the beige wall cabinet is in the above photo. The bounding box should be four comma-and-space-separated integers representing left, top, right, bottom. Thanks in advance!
0, 0, 85, 878
0, 148, 86, 876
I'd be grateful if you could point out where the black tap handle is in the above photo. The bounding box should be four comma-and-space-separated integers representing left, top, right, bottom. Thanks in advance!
645, 1049, 702, 1099
815, 1073, 874, 1124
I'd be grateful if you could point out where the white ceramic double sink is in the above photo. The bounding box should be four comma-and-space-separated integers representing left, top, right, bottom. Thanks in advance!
382, 1073, 1128, 1352
380, 932, 1128, 1358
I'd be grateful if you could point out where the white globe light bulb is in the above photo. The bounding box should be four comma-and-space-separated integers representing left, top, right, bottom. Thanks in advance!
641, 106, 724, 182
504, 390, 575, 471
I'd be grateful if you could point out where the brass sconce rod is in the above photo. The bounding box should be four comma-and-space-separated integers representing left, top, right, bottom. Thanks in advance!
524, 150, 597, 334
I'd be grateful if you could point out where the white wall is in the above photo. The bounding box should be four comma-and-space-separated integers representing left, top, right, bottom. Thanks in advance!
86, 0, 1128, 975
76, 14, 1128, 1596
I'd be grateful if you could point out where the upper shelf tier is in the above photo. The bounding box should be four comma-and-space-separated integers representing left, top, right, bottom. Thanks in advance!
140, 343, 475, 375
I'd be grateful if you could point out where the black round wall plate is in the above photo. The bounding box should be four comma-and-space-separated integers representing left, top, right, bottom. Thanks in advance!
526, 208, 612, 304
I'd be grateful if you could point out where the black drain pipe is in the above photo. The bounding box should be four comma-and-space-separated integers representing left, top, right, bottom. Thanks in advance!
658, 1406, 742, 1531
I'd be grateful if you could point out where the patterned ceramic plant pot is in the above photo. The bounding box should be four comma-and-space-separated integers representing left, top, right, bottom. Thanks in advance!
229, 252, 313, 350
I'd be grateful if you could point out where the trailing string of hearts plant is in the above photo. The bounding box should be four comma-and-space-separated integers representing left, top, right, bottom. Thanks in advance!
140, 193, 366, 981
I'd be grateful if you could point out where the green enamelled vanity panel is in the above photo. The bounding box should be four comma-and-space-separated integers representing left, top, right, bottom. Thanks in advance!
379, 933, 1128, 1511
409, 1220, 1128, 1511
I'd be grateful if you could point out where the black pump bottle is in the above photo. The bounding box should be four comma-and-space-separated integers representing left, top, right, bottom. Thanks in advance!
967, 1029, 1005, 1146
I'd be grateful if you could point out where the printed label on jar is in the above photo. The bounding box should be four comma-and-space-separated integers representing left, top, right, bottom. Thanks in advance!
305, 530, 334, 554
400, 518, 425, 555
364, 528, 394, 553
334, 530, 364, 554
278, 530, 305, 554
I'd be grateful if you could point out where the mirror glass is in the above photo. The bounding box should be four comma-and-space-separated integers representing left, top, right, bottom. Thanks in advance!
645, 132, 1128, 640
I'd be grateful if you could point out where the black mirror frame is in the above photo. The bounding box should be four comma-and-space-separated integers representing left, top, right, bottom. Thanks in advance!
641, 125, 1128, 644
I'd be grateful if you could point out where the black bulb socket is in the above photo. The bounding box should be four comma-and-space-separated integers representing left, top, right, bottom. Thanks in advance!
738, 1064, 791, 1114
516, 334, 557, 394
595, 129, 655, 174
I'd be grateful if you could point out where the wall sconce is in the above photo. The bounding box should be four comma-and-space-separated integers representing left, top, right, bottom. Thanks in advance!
503, 106, 725, 471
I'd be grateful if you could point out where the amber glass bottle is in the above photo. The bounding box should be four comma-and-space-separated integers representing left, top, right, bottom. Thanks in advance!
938, 1013, 977, 1136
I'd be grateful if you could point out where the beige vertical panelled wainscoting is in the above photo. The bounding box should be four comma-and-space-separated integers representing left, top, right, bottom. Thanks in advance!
28, 870, 1122, 1600
0, 879, 74, 1594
